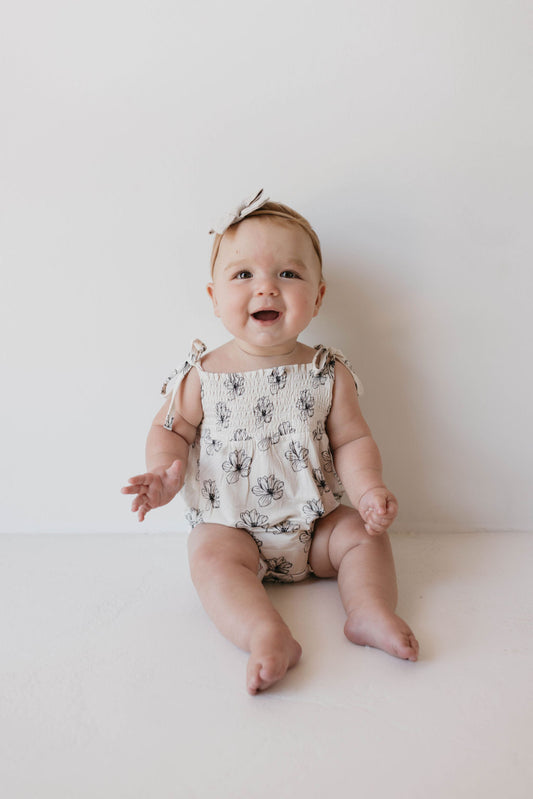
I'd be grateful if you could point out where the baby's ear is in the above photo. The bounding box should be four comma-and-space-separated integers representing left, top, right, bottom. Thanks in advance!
313, 282, 326, 316
207, 283, 220, 316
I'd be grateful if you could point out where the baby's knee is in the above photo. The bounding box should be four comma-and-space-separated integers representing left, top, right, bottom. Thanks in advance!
328, 507, 390, 564
188, 523, 260, 575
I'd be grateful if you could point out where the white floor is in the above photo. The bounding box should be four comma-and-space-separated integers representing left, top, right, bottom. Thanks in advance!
1, 531, 532, 799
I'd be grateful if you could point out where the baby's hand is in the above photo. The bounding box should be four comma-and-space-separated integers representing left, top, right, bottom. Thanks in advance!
358, 486, 398, 535
121, 460, 184, 522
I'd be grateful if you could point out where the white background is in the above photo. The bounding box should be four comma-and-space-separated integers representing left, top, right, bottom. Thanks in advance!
1, 0, 531, 534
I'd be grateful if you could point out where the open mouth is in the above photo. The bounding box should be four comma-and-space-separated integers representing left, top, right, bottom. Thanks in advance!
252, 310, 280, 322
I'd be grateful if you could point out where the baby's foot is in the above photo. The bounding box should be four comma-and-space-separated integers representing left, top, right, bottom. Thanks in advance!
344, 603, 419, 662
247, 623, 302, 695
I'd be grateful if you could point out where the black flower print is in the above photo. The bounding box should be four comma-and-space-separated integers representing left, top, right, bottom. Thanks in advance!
215, 401, 231, 429
278, 420, 296, 437
222, 449, 252, 484
233, 428, 252, 441
267, 367, 287, 394
321, 448, 343, 491
311, 372, 327, 388
201, 479, 220, 509
312, 467, 330, 494
313, 421, 325, 441
271, 521, 300, 535
251, 474, 285, 507
186, 508, 204, 528
236, 509, 270, 530
285, 440, 309, 472
296, 389, 315, 420
312, 355, 336, 387
265, 555, 293, 581
321, 448, 335, 473
302, 499, 325, 523
299, 528, 312, 552
201, 428, 223, 456
258, 432, 280, 451
224, 373, 245, 399
254, 396, 274, 427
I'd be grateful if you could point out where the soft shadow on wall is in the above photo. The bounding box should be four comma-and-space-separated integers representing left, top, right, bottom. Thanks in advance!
307, 253, 447, 534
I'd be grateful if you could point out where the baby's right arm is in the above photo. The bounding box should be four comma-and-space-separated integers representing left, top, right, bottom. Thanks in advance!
121, 368, 203, 522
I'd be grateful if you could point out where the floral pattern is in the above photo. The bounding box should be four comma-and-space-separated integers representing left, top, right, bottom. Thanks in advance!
222, 449, 252, 483
179, 343, 362, 583
251, 474, 285, 507
263, 556, 293, 580
185, 508, 204, 528
224, 373, 245, 399
201, 479, 220, 509
312, 467, 330, 494
278, 420, 296, 437
258, 432, 280, 451
254, 396, 274, 427
272, 520, 300, 535
284, 440, 309, 472
236, 509, 269, 530
298, 528, 312, 552
215, 402, 231, 429
201, 429, 223, 456
302, 499, 325, 523
296, 389, 315, 420
267, 367, 287, 394
233, 428, 251, 441
313, 421, 325, 441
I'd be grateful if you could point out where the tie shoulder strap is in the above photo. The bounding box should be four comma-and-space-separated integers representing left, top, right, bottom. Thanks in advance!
311, 345, 364, 397
161, 339, 207, 430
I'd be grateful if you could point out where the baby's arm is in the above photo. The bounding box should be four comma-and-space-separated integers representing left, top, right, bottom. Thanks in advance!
121, 369, 203, 521
327, 363, 398, 535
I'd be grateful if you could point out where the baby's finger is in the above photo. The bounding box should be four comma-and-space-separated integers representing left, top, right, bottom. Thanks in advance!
374, 497, 390, 515
131, 494, 145, 512
365, 522, 384, 536
121, 483, 145, 495
127, 473, 153, 486
386, 494, 398, 511
138, 502, 153, 522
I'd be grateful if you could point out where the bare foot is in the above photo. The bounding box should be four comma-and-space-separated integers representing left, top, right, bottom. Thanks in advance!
344, 603, 419, 662
247, 623, 302, 695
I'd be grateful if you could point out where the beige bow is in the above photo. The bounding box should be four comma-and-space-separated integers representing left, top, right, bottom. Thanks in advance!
209, 189, 270, 235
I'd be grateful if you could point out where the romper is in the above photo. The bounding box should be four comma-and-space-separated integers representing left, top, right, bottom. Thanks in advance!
162, 340, 363, 583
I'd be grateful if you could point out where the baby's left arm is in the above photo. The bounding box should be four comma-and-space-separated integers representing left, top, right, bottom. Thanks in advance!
327, 362, 398, 535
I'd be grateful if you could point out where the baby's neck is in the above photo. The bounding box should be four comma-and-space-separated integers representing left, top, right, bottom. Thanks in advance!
232, 339, 300, 361
203, 339, 317, 374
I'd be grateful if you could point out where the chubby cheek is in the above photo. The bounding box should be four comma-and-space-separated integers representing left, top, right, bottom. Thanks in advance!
288, 291, 320, 322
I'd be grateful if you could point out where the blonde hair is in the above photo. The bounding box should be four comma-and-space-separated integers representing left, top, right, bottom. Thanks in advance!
210, 201, 323, 276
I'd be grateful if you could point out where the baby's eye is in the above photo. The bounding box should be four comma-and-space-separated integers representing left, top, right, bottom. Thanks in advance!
280, 269, 300, 279
234, 270, 252, 279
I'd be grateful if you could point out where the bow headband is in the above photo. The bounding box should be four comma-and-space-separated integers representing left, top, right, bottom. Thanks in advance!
209, 189, 270, 236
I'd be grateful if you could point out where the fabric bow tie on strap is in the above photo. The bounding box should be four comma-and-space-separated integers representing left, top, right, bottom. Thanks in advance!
161, 339, 207, 431
209, 189, 270, 235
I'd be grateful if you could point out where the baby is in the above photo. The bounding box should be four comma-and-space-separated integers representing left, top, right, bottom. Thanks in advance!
122, 190, 419, 694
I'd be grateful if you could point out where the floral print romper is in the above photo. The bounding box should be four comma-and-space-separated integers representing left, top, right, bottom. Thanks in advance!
162, 340, 362, 583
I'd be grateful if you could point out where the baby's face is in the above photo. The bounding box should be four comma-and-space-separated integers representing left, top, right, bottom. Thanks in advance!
208, 217, 325, 356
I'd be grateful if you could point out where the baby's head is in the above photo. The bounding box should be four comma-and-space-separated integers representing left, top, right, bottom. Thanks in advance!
207, 196, 326, 353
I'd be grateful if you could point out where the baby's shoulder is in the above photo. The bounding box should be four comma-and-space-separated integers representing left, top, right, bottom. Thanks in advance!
199, 342, 235, 373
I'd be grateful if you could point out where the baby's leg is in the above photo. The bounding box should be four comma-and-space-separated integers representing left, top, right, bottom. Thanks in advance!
188, 523, 302, 694
309, 505, 419, 661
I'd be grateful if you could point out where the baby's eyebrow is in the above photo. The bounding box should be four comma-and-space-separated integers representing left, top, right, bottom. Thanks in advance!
224, 258, 309, 272
283, 258, 308, 270
224, 260, 250, 272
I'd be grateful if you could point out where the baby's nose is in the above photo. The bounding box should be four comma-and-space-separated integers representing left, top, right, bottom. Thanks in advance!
255, 279, 279, 296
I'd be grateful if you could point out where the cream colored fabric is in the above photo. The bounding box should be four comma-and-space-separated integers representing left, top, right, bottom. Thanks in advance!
165, 341, 362, 582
